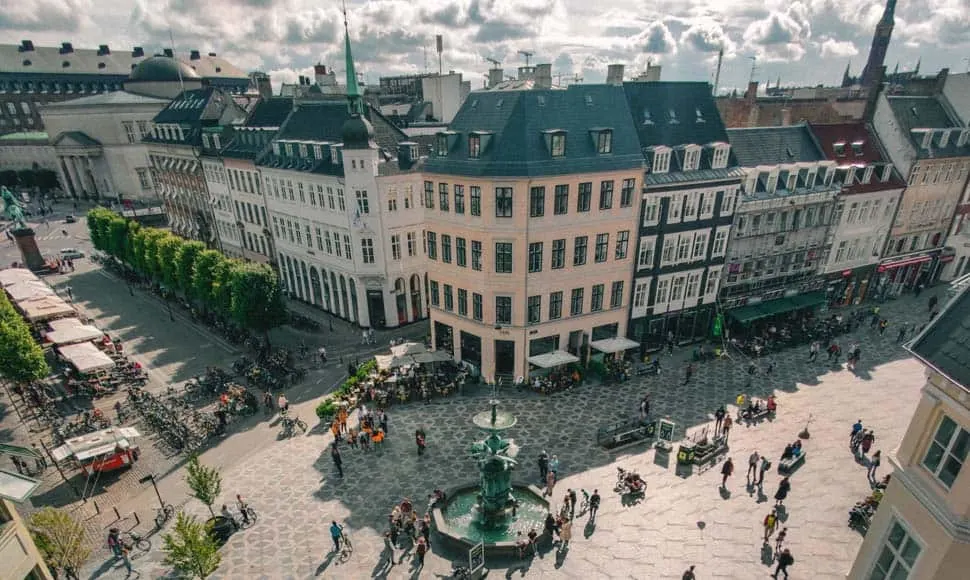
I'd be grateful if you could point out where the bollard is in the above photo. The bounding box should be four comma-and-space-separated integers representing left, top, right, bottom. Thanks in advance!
134, 512, 140, 526
113, 506, 121, 521
93, 500, 100, 515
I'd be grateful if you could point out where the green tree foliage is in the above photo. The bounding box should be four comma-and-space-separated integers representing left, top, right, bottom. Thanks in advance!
123, 220, 142, 265
175, 241, 205, 294
107, 215, 129, 259
86, 208, 115, 252
156, 234, 182, 288
210, 259, 238, 317
191, 250, 223, 305
162, 511, 221, 579
141, 229, 168, 279
0, 293, 50, 384
28, 507, 91, 577
185, 455, 222, 517
230, 263, 286, 338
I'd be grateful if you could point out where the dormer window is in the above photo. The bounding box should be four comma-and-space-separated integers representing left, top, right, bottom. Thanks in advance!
863, 166, 874, 184
331, 144, 343, 165
595, 129, 612, 154
213, 134, 221, 149
642, 109, 654, 125
543, 130, 567, 158
668, 109, 679, 124
682, 146, 701, 171
833, 142, 846, 157
711, 144, 730, 169
652, 148, 671, 174
921, 131, 933, 150
851, 141, 864, 156
298, 143, 308, 158
938, 130, 951, 148
881, 163, 893, 182
435, 134, 448, 156
695, 108, 705, 123
313, 144, 323, 159
272, 143, 280, 156
468, 134, 481, 158
958, 130, 970, 147
284, 143, 293, 157
202, 134, 210, 148
409, 144, 419, 159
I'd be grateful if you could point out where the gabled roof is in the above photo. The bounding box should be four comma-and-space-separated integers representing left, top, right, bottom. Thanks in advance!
220, 98, 293, 160
886, 96, 970, 158
623, 81, 730, 149
808, 122, 906, 193
908, 285, 970, 392
43, 90, 170, 108
727, 124, 825, 166
246, 97, 293, 128
424, 84, 644, 178
53, 131, 100, 147
152, 87, 221, 124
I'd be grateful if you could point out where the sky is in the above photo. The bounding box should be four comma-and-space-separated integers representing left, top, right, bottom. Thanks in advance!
2, 0, 969, 94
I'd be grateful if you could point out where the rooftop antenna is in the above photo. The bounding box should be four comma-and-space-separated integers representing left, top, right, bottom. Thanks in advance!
168, 28, 184, 93
713, 45, 724, 96
485, 57, 501, 68
518, 50, 534, 67
572, 73, 584, 85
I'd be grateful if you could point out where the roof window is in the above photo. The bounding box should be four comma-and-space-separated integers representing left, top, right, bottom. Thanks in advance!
97, 62, 106, 69
642, 109, 654, 125
585, 95, 593, 106
537, 95, 545, 107
470, 99, 478, 109
22, 59, 31, 67
543, 130, 567, 158
695, 108, 705, 123
668, 109, 679, 124
62, 61, 71, 68
833, 142, 846, 157
495, 98, 504, 109
850, 141, 864, 156
785, 146, 794, 159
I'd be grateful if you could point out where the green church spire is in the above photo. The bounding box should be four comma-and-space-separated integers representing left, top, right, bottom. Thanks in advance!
343, 1, 364, 116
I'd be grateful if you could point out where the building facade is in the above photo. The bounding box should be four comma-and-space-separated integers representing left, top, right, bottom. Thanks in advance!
870, 94, 970, 295
809, 122, 906, 305
722, 125, 840, 321
145, 87, 247, 244
423, 84, 644, 381
0, 41, 251, 135
623, 81, 743, 351
847, 286, 970, 580
1, 496, 54, 580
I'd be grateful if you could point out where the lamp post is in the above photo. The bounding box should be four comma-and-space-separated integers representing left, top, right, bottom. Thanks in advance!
167, 297, 174, 322
138, 474, 166, 510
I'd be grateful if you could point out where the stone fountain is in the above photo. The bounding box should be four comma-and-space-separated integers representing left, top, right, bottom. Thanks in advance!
432, 399, 549, 555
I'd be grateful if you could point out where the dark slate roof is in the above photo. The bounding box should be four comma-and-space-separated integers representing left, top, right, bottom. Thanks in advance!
908, 285, 970, 391
128, 56, 201, 82
727, 124, 825, 166
221, 98, 293, 160
147, 88, 246, 146
424, 84, 644, 177
152, 87, 218, 124
623, 81, 730, 149
246, 97, 293, 128
887, 96, 970, 159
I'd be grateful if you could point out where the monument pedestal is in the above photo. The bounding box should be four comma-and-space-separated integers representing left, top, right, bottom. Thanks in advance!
12, 228, 46, 272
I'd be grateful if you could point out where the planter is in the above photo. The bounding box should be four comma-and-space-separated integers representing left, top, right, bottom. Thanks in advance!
206, 516, 234, 545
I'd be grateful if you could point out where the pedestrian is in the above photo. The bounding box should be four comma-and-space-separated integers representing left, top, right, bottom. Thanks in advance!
380, 410, 389, 434
879, 319, 888, 335
107, 528, 122, 558
868, 450, 882, 481
721, 457, 734, 488
550, 454, 560, 477
415, 429, 426, 456
870, 310, 880, 328
763, 509, 778, 542
683, 363, 693, 384
758, 455, 772, 486
929, 295, 938, 312
722, 415, 733, 442
32, 444, 47, 472
930, 309, 939, 320
639, 396, 650, 420
66, 286, 73, 301
773, 548, 794, 578
538, 451, 549, 482
568, 488, 577, 519
415, 536, 428, 566
747, 451, 760, 480
808, 341, 819, 362
667, 331, 675, 354
559, 517, 572, 547
589, 489, 600, 520
714, 406, 725, 436
896, 326, 907, 343
774, 476, 791, 506
544, 470, 556, 497
766, 361, 775, 375
119, 543, 133, 575
851, 419, 863, 441
331, 445, 343, 477
383, 531, 396, 565
861, 430, 875, 456
329, 521, 343, 552
775, 526, 788, 553
682, 565, 696, 580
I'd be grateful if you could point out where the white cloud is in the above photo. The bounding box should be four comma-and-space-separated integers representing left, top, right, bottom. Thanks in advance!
819, 38, 859, 58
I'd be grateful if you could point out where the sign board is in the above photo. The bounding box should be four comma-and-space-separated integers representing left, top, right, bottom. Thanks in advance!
468, 541, 485, 572
658, 419, 675, 443
643, 421, 657, 438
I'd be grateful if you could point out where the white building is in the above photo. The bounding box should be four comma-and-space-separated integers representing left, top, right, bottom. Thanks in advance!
0, 131, 58, 172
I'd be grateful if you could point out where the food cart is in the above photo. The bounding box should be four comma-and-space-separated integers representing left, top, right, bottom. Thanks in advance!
52, 427, 141, 475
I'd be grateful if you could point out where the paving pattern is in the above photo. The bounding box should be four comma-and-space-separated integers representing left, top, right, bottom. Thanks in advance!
66, 289, 943, 579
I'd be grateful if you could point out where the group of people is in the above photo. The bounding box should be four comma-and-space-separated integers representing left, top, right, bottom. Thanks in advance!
381, 498, 432, 567
851, 419, 882, 481
537, 450, 561, 496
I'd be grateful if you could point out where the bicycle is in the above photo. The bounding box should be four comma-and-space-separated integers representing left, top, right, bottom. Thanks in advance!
154, 503, 175, 528
121, 530, 151, 552
237, 504, 258, 528
339, 530, 353, 554
279, 414, 308, 438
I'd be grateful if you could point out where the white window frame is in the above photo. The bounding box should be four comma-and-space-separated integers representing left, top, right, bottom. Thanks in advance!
643, 197, 660, 225
711, 144, 730, 169
699, 191, 715, 218
867, 517, 922, 580
692, 232, 708, 259
720, 190, 736, 216
652, 148, 671, 173
711, 227, 729, 257
685, 271, 700, 298
637, 237, 656, 270
705, 267, 721, 296
667, 194, 683, 223
683, 146, 701, 171
922, 414, 968, 489
632, 280, 649, 315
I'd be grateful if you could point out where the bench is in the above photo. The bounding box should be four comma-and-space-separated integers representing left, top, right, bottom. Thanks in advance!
779, 451, 807, 473
597, 418, 656, 449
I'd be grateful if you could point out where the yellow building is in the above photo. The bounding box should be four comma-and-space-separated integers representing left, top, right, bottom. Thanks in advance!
1, 469, 54, 580
847, 286, 970, 579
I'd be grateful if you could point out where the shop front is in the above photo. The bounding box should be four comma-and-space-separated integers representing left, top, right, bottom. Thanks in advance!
629, 304, 715, 354
873, 250, 946, 298
724, 290, 828, 339
824, 264, 878, 307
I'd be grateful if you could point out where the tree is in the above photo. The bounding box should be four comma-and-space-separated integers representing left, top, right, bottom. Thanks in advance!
86, 208, 112, 252
162, 511, 221, 579
185, 455, 221, 517
129, 227, 149, 273
141, 229, 168, 280
209, 258, 238, 317
174, 240, 205, 295
191, 250, 223, 306
106, 215, 129, 259
122, 220, 142, 266
230, 263, 286, 341
156, 234, 183, 288
29, 507, 91, 579
0, 293, 50, 384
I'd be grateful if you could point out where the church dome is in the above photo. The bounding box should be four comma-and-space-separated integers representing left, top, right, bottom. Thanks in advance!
129, 56, 201, 82
342, 114, 375, 150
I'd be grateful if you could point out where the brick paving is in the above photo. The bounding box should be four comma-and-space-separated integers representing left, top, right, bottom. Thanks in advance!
50, 287, 940, 579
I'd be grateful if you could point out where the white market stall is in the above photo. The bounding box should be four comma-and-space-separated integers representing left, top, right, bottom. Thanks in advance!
5, 281, 55, 302
0, 268, 40, 288
527, 350, 580, 369
46, 324, 104, 346
375, 353, 415, 371
391, 342, 427, 357
58, 342, 115, 374
590, 337, 640, 355
18, 295, 75, 322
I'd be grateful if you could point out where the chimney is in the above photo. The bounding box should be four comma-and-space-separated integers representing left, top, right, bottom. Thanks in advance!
534, 64, 552, 89
162, 48, 174, 58
517, 66, 535, 81
19, 40, 34, 52
863, 66, 886, 123
606, 64, 625, 85
744, 81, 759, 103
780, 108, 792, 127
488, 68, 504, 89
59, 42, 74, 54
132, 46, 144, 57
97, 44, 110, 56
190, 50, 201, 60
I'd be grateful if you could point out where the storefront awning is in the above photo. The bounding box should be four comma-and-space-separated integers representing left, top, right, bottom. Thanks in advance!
390, 342, 427, 356
727, 291, 828, 324
4, 281, 54, 302
785, 290, 828, 310
0, 469, 41, 503
412, 350, 453, 364
58, 342, 115, 373
528, 350, 580, 369
18, 295, 75, 322
375, 354, 415, 370
878, 255, 932, 272
590, 337, 640, 354
46, 324, 104, 346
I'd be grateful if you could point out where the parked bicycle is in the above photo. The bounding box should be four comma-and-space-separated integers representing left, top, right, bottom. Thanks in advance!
121, 530, 151, 552
154, 503, 175, 528
279, 414, 308, 438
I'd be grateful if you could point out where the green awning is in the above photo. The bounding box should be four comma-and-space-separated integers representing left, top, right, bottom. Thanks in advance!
785, 291, 827, 309
727, 292, 827, 325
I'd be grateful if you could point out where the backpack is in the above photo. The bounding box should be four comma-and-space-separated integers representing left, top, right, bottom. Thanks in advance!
762, 459, 772, 471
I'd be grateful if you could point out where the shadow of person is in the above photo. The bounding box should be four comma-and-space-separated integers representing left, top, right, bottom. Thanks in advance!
554, 544, 569, 568
761, 542, 775, 565
584, 519, 596, 538
756, 486, 769, 504
719, 486, 732, 500
776, 505, 789, 522
314, 551, 337, 576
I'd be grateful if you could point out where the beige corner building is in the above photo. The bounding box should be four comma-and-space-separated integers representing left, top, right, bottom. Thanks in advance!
1, 470, 54, 580
847, 286, 970, 580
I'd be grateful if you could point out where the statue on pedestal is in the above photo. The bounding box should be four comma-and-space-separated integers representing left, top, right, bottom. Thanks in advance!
1, 186, 28, 231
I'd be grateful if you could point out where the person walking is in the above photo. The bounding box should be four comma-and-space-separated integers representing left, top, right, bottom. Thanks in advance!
331, 445, 343, 478
415, 429, 426, 456
757, 455, 772, 487
861, 430, 875, 457
774, 476, 791, 506
683, 363, 693, 385
639, 396, 650, 420
682, 565, 696, 580
383, 531, 397, 565
544, 470, 556, 497
808, 341, 819, 362
568, 488, 577, 519
330, 521, 343, 553
415, 536, 428, 567
722, 415, 733, 442
851, 419, 864, 443
559, 518, 572, 547
721, 457, 734, 489
896, 326, 907, 343
589, 489, 601, 520
763, 509, 778, 542
879, 319, 888, 335
775, 527, 788, 553
773, 548, 794, 578
538, 451, 549, 482
550, 454, 560, 477
747, 451, 760, 481
714, 406, 726, 436
868, 450, 882, 482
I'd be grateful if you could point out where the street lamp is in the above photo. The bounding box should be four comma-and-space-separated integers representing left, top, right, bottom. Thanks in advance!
166, 297, 174, 322
138, 474, 166, 510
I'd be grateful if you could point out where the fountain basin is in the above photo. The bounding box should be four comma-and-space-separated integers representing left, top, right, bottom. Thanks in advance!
432, 482, 550, 557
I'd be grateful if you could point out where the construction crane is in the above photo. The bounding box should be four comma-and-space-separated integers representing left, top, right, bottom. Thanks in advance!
571, 73, 584, 85
484, 57, 501, 68
518, 50, 534, 66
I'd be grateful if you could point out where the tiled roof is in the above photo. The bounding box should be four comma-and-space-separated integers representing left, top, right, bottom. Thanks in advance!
908, 285, 970, 391
644, 167, 746, 187
152, 88, 219, 124
220, 98, 293, 160
886, 96, 970, 158
727, 124, 825, 166
43, 90, 170, 108
424, 84, 644, 178
808, 122, 907, 193
623, 81, 731, 149
246, 98, 293, 128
